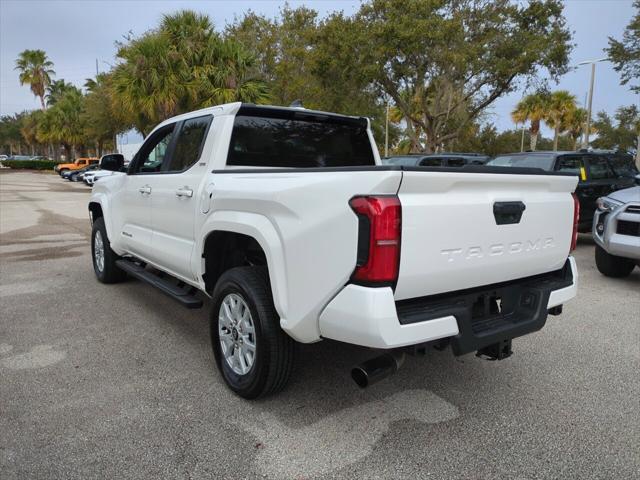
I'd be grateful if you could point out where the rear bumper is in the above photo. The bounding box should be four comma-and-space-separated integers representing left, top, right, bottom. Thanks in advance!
319, 257, 577, 351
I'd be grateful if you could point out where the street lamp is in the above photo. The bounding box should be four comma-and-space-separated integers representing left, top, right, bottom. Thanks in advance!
577, 57, 609, 149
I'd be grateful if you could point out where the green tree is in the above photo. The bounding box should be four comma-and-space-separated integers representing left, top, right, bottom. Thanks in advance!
38, 87, 87, 159
606, 0, 640, 93
544, 90, 576, 151
511, 92, 550, 151
112, 10, 270, 136
334, 0, 571, 152
46, 79, 76, 107
561, 107, 588, 150
0, 114, 27, 155
15, 50, 55, 110
591, 105, 640, 159
83, 73, 129, 155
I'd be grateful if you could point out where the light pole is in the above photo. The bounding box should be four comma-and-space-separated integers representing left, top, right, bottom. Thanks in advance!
577, 57, 608, 149
385, 100, 390, 158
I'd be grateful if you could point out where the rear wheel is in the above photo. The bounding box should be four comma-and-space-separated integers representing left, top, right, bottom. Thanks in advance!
210, 267, 295, 399
91, 217, 127, 283
58, 168, 68, 176
595, 244, 635, 278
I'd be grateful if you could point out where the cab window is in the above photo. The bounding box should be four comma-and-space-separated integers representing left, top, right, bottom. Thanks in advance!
555, 156, 583, 176
419, 158, 444, 167
165, 116, 212, 172
587, 156, 615, 180
446, 157, 466, 167
131, 124, 176, 174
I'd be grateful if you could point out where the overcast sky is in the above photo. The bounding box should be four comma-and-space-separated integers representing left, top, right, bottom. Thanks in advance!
1, 0, 637, 136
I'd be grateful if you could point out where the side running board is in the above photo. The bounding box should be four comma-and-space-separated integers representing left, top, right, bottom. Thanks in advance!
116, 259, 203, 309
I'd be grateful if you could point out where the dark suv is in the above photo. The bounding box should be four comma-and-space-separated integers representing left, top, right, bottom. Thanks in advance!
383, 152, 489, 167
488, 151, 639, 232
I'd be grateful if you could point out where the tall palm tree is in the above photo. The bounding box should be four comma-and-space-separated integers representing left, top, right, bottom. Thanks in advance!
544, 90, 577, 151
511, 92, 549, 151
15, 50, 55, 110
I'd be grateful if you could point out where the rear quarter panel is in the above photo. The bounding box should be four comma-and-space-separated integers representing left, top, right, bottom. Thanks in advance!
198, 169, 402, 343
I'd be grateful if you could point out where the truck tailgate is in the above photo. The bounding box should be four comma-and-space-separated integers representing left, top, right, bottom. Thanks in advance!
394, 169, 578, 300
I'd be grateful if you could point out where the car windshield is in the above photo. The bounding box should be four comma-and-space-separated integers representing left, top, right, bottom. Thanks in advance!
607, 154, 638, 178
487, 154, 556, 170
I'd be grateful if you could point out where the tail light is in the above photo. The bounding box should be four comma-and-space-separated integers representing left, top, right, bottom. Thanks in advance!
349, 195, 401, 285
570, 193, 580, 251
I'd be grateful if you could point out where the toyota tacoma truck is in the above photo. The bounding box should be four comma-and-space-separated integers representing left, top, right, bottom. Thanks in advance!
89, 103, 579, 398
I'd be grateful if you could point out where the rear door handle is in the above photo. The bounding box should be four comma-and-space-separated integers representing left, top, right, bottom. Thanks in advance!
176, 187, 193, 198
138, 185, 151, 195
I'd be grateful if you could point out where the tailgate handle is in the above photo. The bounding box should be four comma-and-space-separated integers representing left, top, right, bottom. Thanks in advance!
493, 201, 526, 225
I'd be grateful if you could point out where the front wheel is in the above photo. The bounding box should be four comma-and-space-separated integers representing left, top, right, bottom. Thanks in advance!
210, 267, 295, 399
91, 217, 127, 283
58, 168, 68, 176
595, 244, 635, 278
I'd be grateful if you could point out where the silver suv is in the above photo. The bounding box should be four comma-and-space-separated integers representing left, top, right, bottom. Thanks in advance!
593, 186, 640, 277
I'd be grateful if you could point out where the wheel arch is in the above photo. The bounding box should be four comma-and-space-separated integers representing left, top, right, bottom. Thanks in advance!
199, 212, 288, 320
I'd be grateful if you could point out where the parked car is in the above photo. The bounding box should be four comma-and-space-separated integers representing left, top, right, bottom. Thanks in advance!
487, 151, 638, 232
84, 169, 117, 186
592, 186, 640, 277
89, 102, 578, 399
0, 154, 8, 161
65, 164, 99, 181
383, 152, 489, 167
54, 157, 99, 175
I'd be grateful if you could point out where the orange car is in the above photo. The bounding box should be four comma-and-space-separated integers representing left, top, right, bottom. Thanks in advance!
55, 157, 99, 175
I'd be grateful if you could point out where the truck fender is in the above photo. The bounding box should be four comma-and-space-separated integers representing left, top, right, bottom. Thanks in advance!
198, 211, 288, 321
88, 193, 120, 252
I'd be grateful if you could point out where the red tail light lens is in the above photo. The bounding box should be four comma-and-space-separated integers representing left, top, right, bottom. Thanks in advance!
349, 195, 401, 285
570, 193, 580, 251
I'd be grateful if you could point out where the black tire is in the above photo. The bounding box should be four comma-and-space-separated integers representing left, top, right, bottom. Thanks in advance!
210, 266, 295, 399
58, 168, 68, 176
595, 244, 635, 278
91, 217, 127, 283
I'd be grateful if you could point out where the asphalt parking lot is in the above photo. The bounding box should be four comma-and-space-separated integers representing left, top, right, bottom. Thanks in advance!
1, 170, 638, 479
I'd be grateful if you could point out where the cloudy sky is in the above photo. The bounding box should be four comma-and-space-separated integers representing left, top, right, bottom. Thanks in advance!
1, 0, 637, 135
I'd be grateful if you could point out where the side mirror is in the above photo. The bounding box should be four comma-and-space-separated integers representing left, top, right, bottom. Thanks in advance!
635, 173, 640, 185
100, 153, 124, 172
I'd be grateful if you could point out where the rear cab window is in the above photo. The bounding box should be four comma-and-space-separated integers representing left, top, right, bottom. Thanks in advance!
227, 108, 375, 168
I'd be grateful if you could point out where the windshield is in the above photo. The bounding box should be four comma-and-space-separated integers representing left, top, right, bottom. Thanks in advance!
607, 154, 638, 178
487, 154, 556, 171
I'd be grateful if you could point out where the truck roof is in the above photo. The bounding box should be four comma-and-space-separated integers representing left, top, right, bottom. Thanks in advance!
154, 102, 367, 130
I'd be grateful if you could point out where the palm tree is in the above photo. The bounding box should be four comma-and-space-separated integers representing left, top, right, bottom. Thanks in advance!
46, 79, 75, 107
197, 38, 271, 106
511, 92, 549, 151
15, 50, 55, 110
562, 107, 589, 150
544, 90, 577, 151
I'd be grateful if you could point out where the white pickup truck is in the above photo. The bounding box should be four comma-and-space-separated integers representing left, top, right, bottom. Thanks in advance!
89, 103, 579, 398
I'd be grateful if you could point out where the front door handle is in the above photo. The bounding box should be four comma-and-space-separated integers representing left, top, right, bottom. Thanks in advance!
176, 187, 193, 198
138, 185, 151, 195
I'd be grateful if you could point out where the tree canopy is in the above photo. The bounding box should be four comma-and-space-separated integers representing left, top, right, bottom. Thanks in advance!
607, 0, 640, 93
